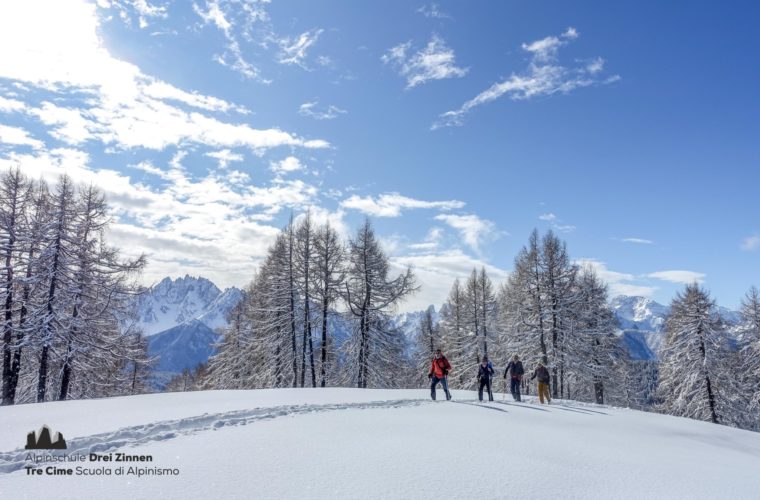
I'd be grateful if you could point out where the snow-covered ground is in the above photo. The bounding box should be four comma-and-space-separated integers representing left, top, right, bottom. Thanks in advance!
1, 388, 759, 499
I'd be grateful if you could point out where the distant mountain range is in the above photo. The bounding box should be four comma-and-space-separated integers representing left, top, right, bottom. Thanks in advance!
135, 275, 243, 336
611, 295, 742, 360
133, 276, 242, 387
133, 276, 743, 387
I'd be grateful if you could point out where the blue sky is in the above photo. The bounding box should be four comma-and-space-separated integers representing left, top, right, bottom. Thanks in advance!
0, 0, 758, 311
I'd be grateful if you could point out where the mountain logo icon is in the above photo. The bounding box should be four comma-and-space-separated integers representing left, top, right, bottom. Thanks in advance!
25, 425, 67, 450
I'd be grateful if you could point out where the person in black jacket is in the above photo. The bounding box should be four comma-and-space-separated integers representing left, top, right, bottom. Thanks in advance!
503, 355, 525, 402
477, 355, 494, 402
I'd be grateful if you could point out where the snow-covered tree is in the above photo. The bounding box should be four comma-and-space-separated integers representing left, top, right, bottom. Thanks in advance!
442, 268, 498, 389
658, 284, 742, 426
295, 213, 317, 387
567, 266, 621, 404
312, 222, 345, 388
539, 231, 578, 398
738, 286, 760, 427
33, 175, 78, 402
56, 184, 146, 400
343, 219, 416, 388
0, 168, 31, 405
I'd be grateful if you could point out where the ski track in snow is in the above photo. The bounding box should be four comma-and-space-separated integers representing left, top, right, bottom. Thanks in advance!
0, 398, 428, 474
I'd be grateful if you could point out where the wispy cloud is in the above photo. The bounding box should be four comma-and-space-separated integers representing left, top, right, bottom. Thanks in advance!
646, 270, 706, 284
299, 101, 347, 120
575, 258, 657, 298
538, 212, 575, 233
539, 212, 556, 221
277, 28, 324, 68
205, 149, 244, 168
341, 193, 465, 217
741, 234, 760, 251
433, 27, 619, 128
382, 34, 468, 89
416, 3, 450, 19
100, 0, 168, 29
434, 213, 503, 253
193, 0, 270, 82
622, 237, 654, 245
408, 227, 444, 251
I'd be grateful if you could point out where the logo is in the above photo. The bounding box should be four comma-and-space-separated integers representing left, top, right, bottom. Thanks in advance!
25, 425, 67, 450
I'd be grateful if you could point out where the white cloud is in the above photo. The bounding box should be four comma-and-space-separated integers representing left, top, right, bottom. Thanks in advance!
741, 234, 760, 251
0, 145, 323, 290
553, 224, 576, 233
646, 270, 706, 285
575, 258, 657, 298
0, 96, 26, 113
409, 227, 444, 251
586, 57, 605, 74
142, 81, 249, 114
299, 101, 347, 120
205, 149, 244, 168
270, 156, 304, 174
382, 34, 468, 89
434, 27, 619, 128
622, 237, 654, 245
391, 249, 508, 313
341, 193, 465, 217
521, 27, 577, 63
538, 212, 556, 221
0, 124, 44, 149
416, 3, 450, 19
29, 102, 95, 145
277, 29, 324, 68
434, 213, 502, 253
0, 0, 326, 153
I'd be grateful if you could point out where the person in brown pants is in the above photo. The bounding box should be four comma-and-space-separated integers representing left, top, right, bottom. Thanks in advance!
530, 362, 552, 404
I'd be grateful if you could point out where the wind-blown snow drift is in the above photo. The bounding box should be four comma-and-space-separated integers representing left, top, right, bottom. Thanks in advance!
1, 389, 759, 499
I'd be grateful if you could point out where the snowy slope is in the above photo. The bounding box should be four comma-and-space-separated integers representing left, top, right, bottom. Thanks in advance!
134, 275, 243, 336
1, 389, 759, 499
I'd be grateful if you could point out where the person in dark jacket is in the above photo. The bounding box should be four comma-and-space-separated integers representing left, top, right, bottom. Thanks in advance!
503, 354, 525, 402
428, 349, 452, 401
530, 362, 552, 404
477, 355, 494, 402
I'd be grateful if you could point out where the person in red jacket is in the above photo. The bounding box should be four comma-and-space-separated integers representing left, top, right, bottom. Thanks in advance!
428, 349, 452, 401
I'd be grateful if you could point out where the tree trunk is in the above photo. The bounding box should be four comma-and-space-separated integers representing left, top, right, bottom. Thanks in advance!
37, 229, 62, 403
1, 196, 17, 406
288, 228, 298, 388
59, 343, 73, 400
320, 299, 328, 388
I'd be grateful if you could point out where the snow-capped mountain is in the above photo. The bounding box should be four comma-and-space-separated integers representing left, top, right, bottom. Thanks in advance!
611, 296, 670, 332
610, 295, 742, 359
391, 306, 439, 342
134, 275, 243, 336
